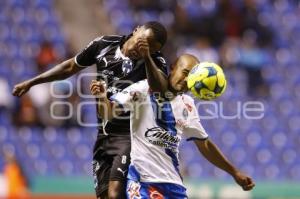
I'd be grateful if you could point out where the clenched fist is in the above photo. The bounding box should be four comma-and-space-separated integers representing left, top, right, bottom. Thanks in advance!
12, 81, 32, 97
90, 80, 107, 97
233, 171, 255, 191
136, 37, 150, 59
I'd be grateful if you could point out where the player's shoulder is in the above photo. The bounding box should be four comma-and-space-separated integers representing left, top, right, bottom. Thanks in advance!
182, 94, 195, 103
124, 79, 149, 94
100, 35, 124, 43
151, 51, 166, 62
130, 79, 149, 90
88, 35, 123, 44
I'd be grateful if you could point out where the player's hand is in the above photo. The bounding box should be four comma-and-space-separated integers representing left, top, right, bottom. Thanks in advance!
137, 37, 150, 59
90, 80, 107, 97
233, 171, 255, 191
12, 80, 32, 97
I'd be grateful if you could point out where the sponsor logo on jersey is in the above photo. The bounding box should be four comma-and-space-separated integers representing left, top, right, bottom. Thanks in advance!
145, 127, 180, 150
149, 186, 164, 199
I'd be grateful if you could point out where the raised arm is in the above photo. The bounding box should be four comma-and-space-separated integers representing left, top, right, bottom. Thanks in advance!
12, 58, 83, 97
144, 56, 168, 93
137, 38, 168, 94
13, 36, 105, 97
194, 139, 255, 191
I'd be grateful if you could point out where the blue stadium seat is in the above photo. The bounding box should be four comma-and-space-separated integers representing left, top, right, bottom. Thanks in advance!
0, 125, 8, 141
75, 144, 91, 160
230, 146, 247, 166
31, 159, 49, 175
288, 164, 300, 180
281, 148, 297, 166
246, 129, 262, 149
81, 161, 92, 176
0, 23, 10, 40
263, 163, 280, 179
42, 127, 58, 143
288, 115, 300, 134
0, 0, 299, 180
25, 143, 41, 159
66, 127, 82, 144
0, 109, 10, 126
49, 143, 66, 160
57, 160, 74, 175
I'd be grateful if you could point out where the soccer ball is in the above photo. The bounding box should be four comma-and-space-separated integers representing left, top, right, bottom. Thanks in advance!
187, 62, 227, 100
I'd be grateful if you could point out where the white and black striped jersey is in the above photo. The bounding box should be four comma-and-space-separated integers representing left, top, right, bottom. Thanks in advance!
75, 35, 168, 137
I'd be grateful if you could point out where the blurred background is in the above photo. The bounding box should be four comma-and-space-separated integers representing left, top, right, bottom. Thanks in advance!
0, 0, 300, 198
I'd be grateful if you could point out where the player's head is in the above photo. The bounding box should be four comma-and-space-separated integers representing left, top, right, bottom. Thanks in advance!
124, 21, 167, 59
141, 21, 167, 48
168, 54, 199, 93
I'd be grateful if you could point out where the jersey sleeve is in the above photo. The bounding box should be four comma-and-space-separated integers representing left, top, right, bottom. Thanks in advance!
110, 80, 148, 112
151, 52, 168, 75
183, 97, 209, 141
75, 36, 105, 67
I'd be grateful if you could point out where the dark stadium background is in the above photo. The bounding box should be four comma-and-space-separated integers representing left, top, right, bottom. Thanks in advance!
0, 0, 300, 198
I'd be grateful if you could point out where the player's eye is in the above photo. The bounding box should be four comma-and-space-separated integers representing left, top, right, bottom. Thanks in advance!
182, 69, 189, 76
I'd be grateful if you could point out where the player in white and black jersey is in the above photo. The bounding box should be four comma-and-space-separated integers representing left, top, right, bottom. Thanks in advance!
13, 21, 169, 199
91, 54, 255, 198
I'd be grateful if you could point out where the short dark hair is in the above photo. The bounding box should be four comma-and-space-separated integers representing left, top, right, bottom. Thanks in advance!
143, 21, 167, 47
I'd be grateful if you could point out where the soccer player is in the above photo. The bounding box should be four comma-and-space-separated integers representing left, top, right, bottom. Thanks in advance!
12, 21, 169, 199
90, 54, 255, 198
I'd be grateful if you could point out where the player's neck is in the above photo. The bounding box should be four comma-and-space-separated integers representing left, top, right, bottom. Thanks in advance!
120, 35, 133, 57
120, 42, 128, 57
166, 85, 184, 100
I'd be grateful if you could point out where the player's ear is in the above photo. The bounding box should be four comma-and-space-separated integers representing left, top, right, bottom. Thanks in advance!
169, 63, 176, 73
133, 26, 141, 33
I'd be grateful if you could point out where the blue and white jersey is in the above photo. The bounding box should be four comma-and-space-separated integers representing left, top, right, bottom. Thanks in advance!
111, 79, 208, 186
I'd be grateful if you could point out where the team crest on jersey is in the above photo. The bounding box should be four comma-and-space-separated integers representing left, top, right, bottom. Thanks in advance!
122, 59, 133, 75
127, 181, 141, 199
183, 108, 188, 120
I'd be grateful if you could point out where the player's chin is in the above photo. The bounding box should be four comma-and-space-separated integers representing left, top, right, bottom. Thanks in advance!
173, 84, 186, 93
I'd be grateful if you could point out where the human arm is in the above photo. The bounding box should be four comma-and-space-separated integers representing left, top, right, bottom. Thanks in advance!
137, 38, 168, 95
90, 79, 143, 122
90, 80, 119, 122
194, 139, 255, 191
12, 58, 83, 97
13, 36, 104, 97
182, 96, 254, 191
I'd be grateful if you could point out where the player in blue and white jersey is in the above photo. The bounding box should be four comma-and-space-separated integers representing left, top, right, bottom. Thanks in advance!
90, 54, 255, 198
